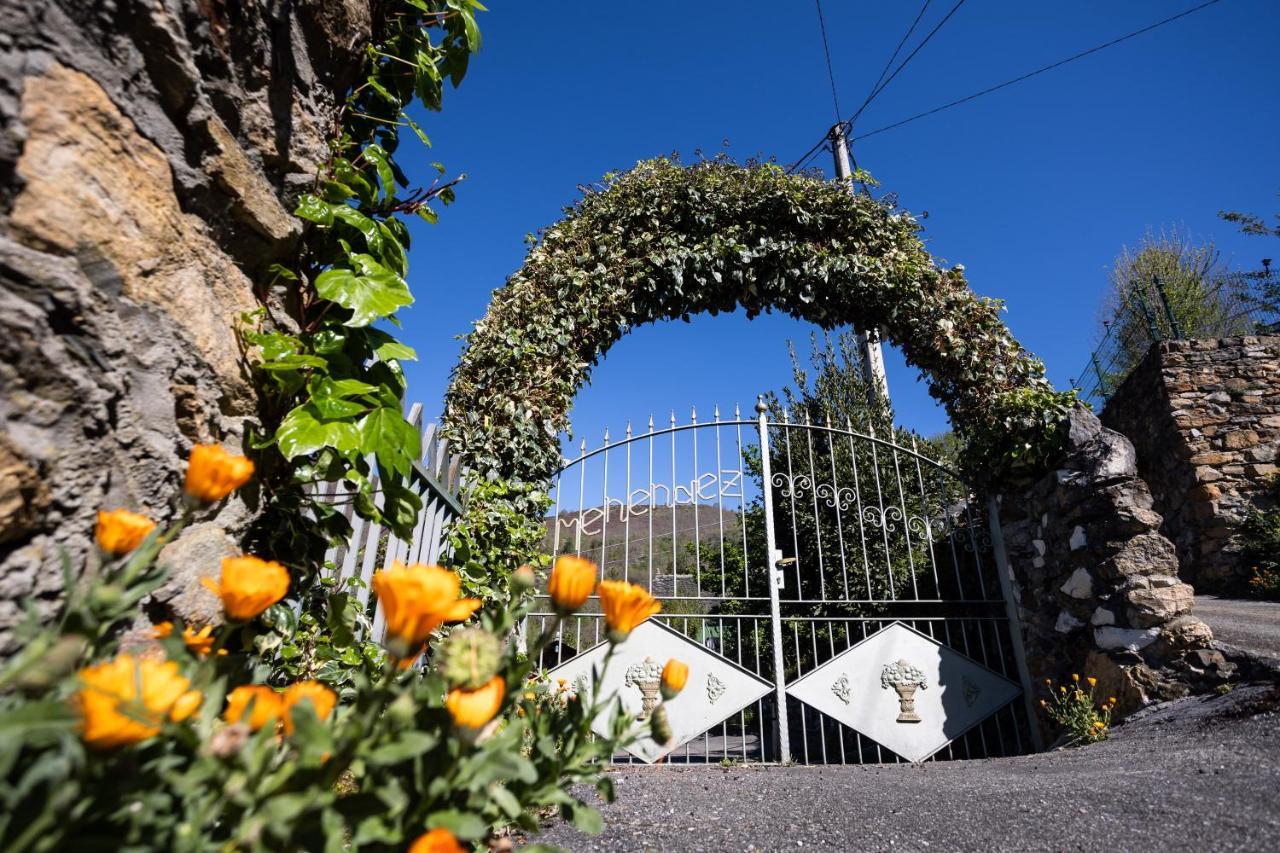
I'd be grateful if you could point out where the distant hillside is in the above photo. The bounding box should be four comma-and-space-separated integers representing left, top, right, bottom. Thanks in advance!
543, 502, 742, 580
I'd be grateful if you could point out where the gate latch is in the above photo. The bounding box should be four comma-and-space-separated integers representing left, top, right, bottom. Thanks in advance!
771, 550, 794, 590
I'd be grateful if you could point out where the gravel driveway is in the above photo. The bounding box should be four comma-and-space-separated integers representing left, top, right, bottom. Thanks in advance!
533, 685, 1280, 852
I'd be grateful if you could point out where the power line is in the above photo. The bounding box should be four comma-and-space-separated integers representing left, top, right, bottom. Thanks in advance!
814, 0, 843, 124
864, 0, 934, 110
787, 0, 967, 174
851, 0, 1226, 143
850, 0, 967, 125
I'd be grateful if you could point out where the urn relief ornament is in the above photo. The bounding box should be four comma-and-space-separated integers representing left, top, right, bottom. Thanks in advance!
881, 659, 928, 723
624, 657, 665, 720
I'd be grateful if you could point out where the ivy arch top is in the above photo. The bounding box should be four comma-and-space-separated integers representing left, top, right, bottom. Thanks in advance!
443, 157, 1072, 493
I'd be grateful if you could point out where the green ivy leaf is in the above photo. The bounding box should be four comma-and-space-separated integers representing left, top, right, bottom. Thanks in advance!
277, 404, 362, 459
314, 256, 413, 328
365, 328, 418, 362
358, 407, 421, 477
362, 144, 397, 203
295, 194, 335, 226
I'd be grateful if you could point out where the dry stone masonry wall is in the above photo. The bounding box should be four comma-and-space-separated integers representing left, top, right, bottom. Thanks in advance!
1100, 337, 1280, 593
998, 406, 1222, 715
0, 0, 371, 652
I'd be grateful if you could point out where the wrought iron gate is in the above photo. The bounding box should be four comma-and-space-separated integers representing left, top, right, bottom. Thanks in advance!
532, 398, 1039, 765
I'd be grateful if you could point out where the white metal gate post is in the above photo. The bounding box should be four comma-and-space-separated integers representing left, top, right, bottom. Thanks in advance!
756, 396, 792, 763
986, 496, 1046, 752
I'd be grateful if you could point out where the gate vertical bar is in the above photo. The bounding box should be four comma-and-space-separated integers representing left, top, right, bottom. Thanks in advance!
986, 495, 1045, 752
756, 395, 791, 763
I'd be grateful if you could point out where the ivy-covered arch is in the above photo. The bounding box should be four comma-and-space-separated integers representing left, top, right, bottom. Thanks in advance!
441, 158, 1074, 578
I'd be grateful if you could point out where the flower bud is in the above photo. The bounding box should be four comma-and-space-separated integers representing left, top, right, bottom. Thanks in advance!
511, 564, 536, 592
437, 627, 502, 690
660, 658, 688, 701
649, 704, 673, 746
547, 556, 596, 613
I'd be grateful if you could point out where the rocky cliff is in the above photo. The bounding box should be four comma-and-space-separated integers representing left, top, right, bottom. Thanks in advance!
0, 0, 371, 652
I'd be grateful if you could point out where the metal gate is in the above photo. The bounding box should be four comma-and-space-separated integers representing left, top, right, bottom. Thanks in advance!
532, 398, 1039, 765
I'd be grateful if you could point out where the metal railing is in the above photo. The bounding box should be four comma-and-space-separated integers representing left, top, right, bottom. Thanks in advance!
1073, 266, 1279, 410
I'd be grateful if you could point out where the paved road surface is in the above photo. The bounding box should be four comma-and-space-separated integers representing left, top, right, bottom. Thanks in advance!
534, 686, 1280, 852
1196, 595, 1280, 660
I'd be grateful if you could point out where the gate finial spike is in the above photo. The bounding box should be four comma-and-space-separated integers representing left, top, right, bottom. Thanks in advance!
670, 409, 676, 426
734, 403, 742, 419
755, 394, 767, 415
626, 421, 632, 438
691, 405, 697, 423
648, 414, 655, 432
603, 426, 609, 443
713, 404, 720, 422
782, 407, 790, 423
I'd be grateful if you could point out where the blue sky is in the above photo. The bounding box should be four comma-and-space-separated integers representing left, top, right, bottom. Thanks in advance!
394, 0, 1279, 451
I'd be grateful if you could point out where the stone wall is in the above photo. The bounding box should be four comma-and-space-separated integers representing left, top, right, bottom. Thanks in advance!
998, 406, 1222, 716
0, 0, 371, 653
1100, 337, 1280, 593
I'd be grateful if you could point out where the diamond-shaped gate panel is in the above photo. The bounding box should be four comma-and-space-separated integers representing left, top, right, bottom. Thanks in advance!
546, 620, 772, 764
784, 622, 1021, 763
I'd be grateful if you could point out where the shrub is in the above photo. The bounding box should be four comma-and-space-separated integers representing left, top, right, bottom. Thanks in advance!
1041, 673, 1115, 746
0, 447, 674, 851
1242, 477, 1280, 600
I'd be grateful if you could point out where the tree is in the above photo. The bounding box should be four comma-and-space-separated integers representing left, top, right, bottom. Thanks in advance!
1097, 227, 1255, 378
1220, 193, 1280, 324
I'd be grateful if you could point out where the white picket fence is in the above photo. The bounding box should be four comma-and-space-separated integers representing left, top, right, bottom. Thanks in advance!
315, 403, 465, 640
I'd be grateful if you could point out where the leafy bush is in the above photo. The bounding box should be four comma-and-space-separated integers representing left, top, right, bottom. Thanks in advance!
1243, 477, 1280, 599
0, 447, 680, 851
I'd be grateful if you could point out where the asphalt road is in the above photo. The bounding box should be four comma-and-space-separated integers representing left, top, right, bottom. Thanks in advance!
1197, 595, 1280, 660
534, 685, 1280, 852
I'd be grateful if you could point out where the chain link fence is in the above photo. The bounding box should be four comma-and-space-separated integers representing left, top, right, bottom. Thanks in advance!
1073, 264, 1279, 410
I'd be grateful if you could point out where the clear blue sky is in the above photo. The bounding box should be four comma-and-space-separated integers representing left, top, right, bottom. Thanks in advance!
393, 0, 1279, 451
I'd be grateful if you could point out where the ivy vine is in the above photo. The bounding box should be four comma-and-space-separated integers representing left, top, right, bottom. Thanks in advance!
442, 156, 1078, 584
241, 0, 485, 561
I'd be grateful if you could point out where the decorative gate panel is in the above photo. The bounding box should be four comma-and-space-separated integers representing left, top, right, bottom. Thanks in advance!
532, 400, 1038, 764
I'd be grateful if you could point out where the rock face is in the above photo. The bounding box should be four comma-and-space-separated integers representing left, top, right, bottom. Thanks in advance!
0, 1, 371, 652
1100, 337, 1280, 592
998, 405, 1218, 715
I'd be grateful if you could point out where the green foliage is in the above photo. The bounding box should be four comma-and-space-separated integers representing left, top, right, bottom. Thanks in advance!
1220, 193, 1280, 319
1, 496, 639, 851
1242, 477, 1280, 600
442, 155, 1075, 579
242, 0, 484, 558
1097, 228, 1256, 378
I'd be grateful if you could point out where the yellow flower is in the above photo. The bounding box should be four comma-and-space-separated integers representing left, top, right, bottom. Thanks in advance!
184, 444, 254, 503
661, 658, 689, 700
202, 556, 290, 621
76, 654, 201, 750
371, 562, 480, 658
153, 621, 226, 656
408, 827, 465, 853
94, 509, 156, 556
1039, 699, 1047, 708
1072, 673, 1080, 682
224, 685, 285, 732
282, 681, 337, 734
1108, 696, 1117, 704
1087, 676, 1097, 688
446, 675, 505, 730
547, 555, 597, 612
597, 579, 661, 643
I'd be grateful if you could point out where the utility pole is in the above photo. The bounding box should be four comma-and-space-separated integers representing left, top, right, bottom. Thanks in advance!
830, 122, 891, 406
